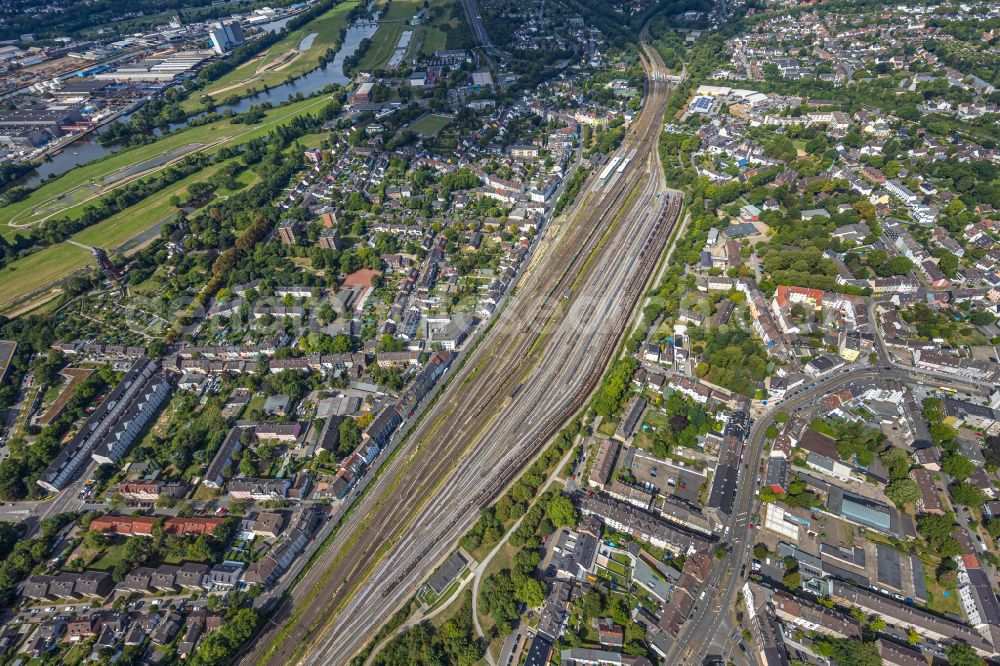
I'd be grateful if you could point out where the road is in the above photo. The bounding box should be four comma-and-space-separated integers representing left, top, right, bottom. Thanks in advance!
242, 41, 680, 666
459, 0, 509, 61
361, 440, 581, 666
665, 363, 987, 665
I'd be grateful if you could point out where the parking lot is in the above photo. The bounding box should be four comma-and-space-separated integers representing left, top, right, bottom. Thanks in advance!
629, 450, 705, 505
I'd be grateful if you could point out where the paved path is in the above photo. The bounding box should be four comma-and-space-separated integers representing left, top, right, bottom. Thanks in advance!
364, 440, 580, 666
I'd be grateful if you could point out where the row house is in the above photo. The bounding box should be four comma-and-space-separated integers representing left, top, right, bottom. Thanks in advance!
115, 480, 187, 501
227, 478, 291, 501
22, 571, 114, 601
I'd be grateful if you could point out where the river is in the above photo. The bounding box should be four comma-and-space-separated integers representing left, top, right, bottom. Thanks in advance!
192, 13, 378, 118
4, 14, 379, 193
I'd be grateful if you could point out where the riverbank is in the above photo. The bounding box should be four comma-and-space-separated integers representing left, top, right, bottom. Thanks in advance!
0, 129, 323, 315
0, 1, 375, 204
1, 89, 334, 234
184, 1, 362, 112
0, 96, 336, 312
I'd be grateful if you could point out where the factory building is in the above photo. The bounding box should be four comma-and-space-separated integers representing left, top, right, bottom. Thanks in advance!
209, 21, 244, 54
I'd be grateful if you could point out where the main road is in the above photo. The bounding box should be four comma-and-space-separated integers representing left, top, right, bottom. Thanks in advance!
665, 362, 987, 665
243, 41, 681, 666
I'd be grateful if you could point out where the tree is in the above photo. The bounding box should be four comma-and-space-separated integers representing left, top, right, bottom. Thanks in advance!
316, 302, 335, 324
545, 495, 578, 528
764, 135, 796, 162
945, 642, 985, 666
592, 358, 638, 418
494, 495, 514, 523
83, 529, 107, 550
513, 548, 541, 575
942, 454, 975, 481
985, 435, 1000, 469
853, 200, 876, 219
885, 478, 920, 507
338, 418, 361, 456
922, 397, 944, 422
782, 571, 800, 589
239, 450, 256, 477
951, 481, 986, 508
930, 422, 958, 447
917, 513, 962, 556
514, 576, 546, 608
879, 447, 911, 480
813, 637, 881, 666
190, 607, 260, 666
378, 334, 405, 352
479, 570, 518, 634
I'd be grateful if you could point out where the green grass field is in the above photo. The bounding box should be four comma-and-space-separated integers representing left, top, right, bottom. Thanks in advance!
187, 1, 359, 111
0, 0, 462, 312
0, 127, 328, 311
408, 113, 452, 137
76, 161, 235, 249
421, 25, 447, 55
418, 0, 460, 56
2, 93, 334, 235
356, 0, 424, 70
0, 243, 92, 309
88, 543, 127, 571
22, 185, 99, 228
0, 160, 238, 309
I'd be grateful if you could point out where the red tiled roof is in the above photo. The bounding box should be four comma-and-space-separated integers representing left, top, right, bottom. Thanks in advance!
89, 516, 156, 536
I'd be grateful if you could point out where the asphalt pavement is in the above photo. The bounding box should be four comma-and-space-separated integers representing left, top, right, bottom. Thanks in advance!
665, 361, 988, 664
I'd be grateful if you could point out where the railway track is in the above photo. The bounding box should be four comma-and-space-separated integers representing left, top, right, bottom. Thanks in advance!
304, 176, 680, 662
245, 40, 678, 666
365, 178, 663, 598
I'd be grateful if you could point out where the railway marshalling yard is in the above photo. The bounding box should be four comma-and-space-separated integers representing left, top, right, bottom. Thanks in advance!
242, 39, 682, 666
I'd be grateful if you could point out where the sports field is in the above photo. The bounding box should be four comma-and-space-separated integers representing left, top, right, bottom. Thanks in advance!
408, 113, 453, 137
